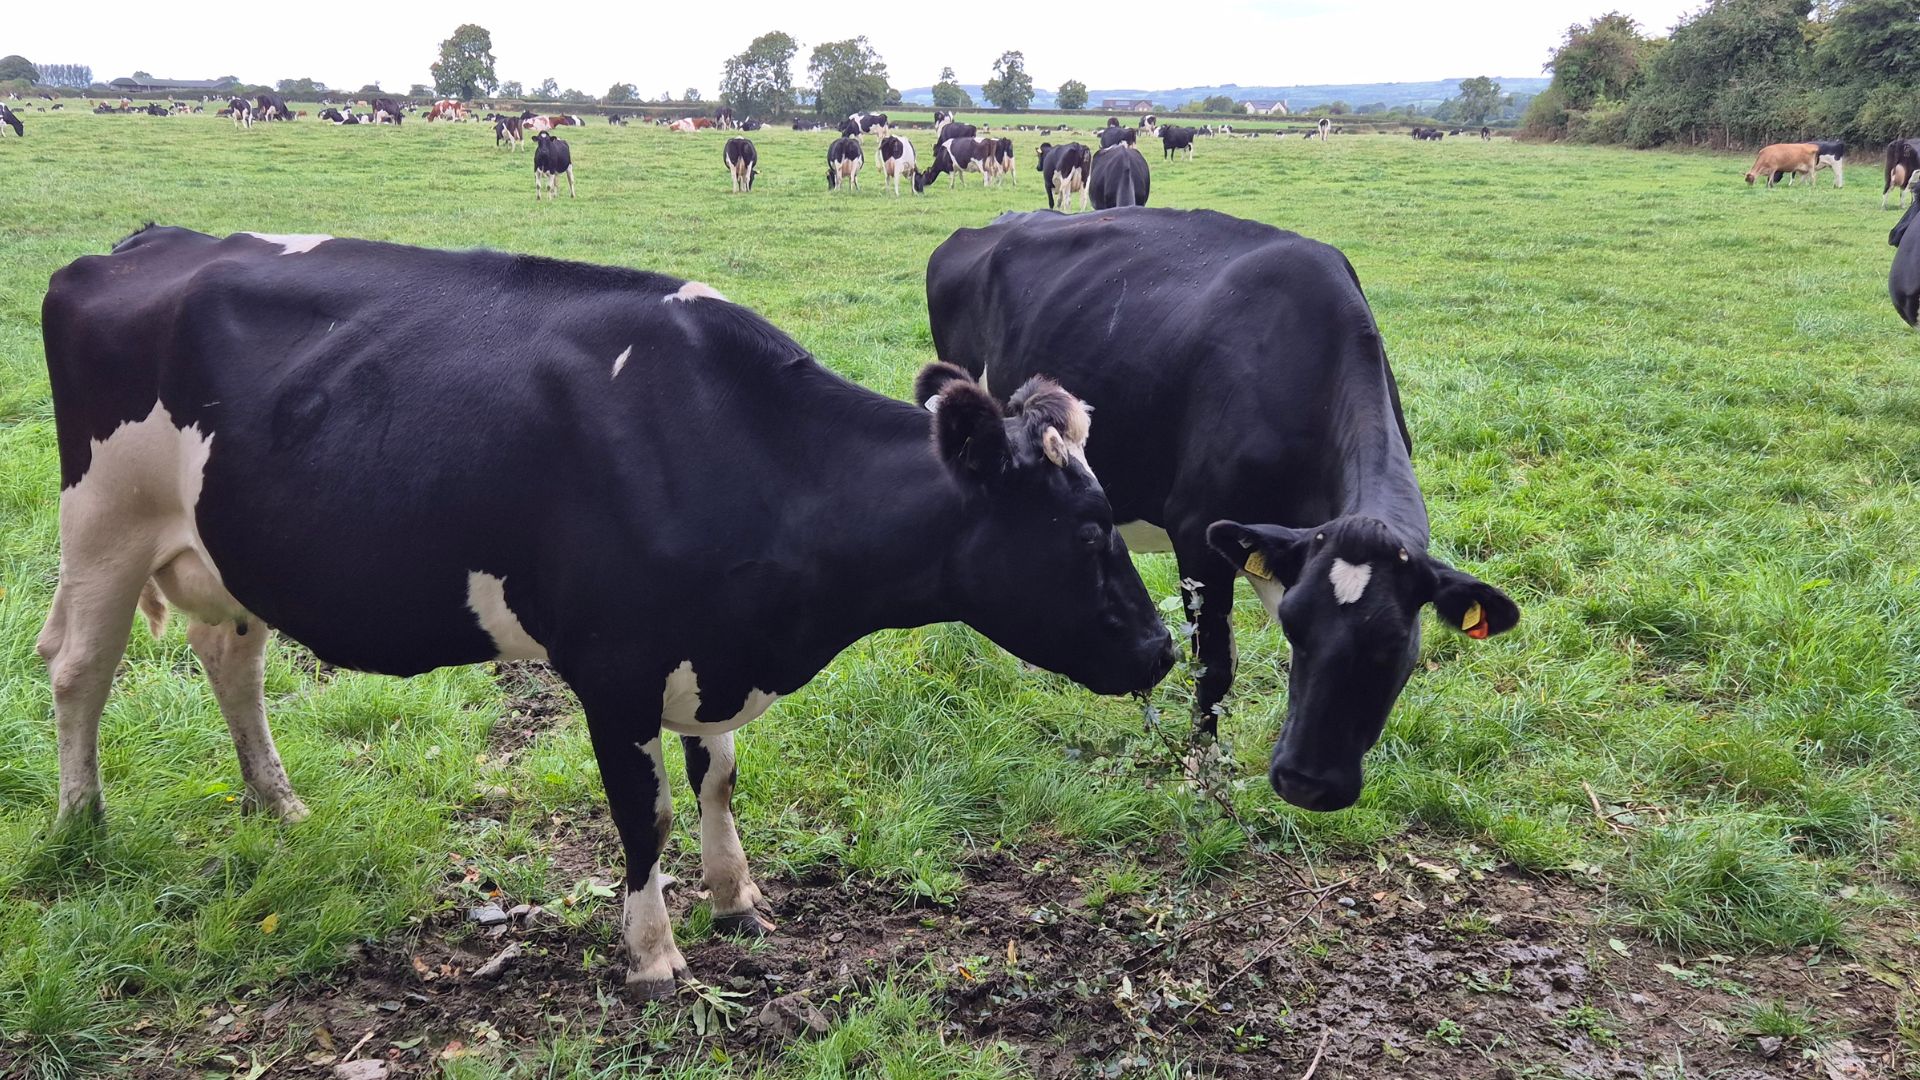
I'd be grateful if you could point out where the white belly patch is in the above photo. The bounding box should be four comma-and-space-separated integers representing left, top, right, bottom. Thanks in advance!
660, 659, 780, 736
465, 571, 548, 660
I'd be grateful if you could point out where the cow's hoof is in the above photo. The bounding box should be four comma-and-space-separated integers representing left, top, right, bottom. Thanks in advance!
51, 799, 106, 840
713, 909, 776, 938
628, 976, 679, 1002
245, 792, 311, 823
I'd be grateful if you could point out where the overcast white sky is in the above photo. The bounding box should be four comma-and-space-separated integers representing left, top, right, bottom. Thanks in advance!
12, 1, 1702, 95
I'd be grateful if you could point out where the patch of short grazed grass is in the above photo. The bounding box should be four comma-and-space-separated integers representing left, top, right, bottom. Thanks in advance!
2, 113, 1918, 1072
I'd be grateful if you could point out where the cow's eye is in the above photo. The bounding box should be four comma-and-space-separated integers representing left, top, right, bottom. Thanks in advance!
1077, 523, 1106, 549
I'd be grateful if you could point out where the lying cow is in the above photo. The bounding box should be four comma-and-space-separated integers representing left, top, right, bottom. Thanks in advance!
37, 225, 1171, 997
1036, 142, 1090, 211
1745, 142, 1816, 189
1089, 143, 1150, 208
1891, 199, 1920, 326
533, 131, 574, 199
724, 136, 757, 192
879, 134, 917, 196
927, 208, 1518, 809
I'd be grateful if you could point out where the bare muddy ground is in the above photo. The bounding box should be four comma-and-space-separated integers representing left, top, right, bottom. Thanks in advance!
119, 665, 1916, 1078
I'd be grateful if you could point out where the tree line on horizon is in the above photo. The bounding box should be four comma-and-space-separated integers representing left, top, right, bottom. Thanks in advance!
1523, 0, 1919, 149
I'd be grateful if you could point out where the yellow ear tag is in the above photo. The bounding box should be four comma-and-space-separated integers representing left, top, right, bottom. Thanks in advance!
1243, 550, 1273, 581
1461, 602, 1489, 639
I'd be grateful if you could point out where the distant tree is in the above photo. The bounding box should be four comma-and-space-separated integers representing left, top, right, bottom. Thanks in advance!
884, 86, 902, 105
131, 69, 153, 81
1816, 0, 1920, 81
1324, 100, 1351, 115
606, 83, 637, 103
981, 50, 1033, 111
356, 83, 384, 96
1355, 101, 1388, 114
536, 77, 560, 98
1199, 94, 1236, 113
276, 77, 327, 98
498, 80, 523, 98
214, 75, 240, 89
683, 87, 701, 103
408, 83, 431, 98
659, 90, 674, 103
721, 31, 799, 119
933, 66, 972, 108
430, 23, 497, 99
808, 37, 889, 118
37, 62, 92, 88
1056, 78, 1088, 110
1454, 76, 1502, 125
559, 87, 590, 104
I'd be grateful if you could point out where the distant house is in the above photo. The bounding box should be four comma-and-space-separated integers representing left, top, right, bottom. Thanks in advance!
1100, 98, 1156, 112
1240, 99, 1289, 115
108, 76, 231, 94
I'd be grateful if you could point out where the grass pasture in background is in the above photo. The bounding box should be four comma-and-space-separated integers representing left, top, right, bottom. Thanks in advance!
1, 110, 1918, 1076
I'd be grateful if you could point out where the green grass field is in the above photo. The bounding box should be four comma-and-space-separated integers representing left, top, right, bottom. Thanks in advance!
2, 111, 1918, 1078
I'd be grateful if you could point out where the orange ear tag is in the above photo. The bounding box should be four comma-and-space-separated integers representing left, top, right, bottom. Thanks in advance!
1461, 602, 1490, 639
1243, 551, 1273, 581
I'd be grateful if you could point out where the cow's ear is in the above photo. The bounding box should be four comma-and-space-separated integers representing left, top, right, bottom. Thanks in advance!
1206, 521, 1314, 586
1427, 562, 1520, 640
931, 379, 1010, 480
915, 362, 976, 409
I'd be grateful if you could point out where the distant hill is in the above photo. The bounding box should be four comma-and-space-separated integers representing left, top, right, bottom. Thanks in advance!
897, 77, 1551, 112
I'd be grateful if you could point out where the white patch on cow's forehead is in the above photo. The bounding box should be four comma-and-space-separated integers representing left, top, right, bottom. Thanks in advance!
666, 281, 727, 303
1329, 558, 1372, 605
465, 571, 548, 660
660, 659, 779, 736
612, 345, 633, 378
242, 232, 332, 255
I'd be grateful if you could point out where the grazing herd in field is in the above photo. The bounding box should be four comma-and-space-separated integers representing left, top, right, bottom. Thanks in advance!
16, 88, 1920, 994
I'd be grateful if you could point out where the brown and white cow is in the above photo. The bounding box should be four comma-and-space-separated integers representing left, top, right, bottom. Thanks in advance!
427, 99, 469, 122
1745, 143, 1817, 189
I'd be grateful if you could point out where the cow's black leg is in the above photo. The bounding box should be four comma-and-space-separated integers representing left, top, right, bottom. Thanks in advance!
681, 732, 773, 937
566, 662, 684, 998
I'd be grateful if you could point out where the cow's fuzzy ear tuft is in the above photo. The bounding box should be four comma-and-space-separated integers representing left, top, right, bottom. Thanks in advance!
932, 380, 1010, 480
915, 362, 976, 409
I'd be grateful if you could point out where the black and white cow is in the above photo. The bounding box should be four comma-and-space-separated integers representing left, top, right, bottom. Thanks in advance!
533, 132, 575, 199
987, 136, 1016, 186
1098, 124, 1137, 150
1088, 143, 1150, 209
850, 111, 888, 135
0, 103, 21, 137
713, 106, 734, 129
495, 114, 523, 148
370, 96, 404, 125
1036, 142, 1090, 211
1161, 125, 1196, 161
227, 97, 252, 129
827, 135, 862, 191
724, 136, 757, 193
934, 109, 954, 127
255, 93, 291, 121
1317, 117, 1331, 141
879, 134, 917, 196
38, 225, 1172, 997
1885, 139, 1920, 209
937, 121, 977, 145
1480, 126, 1492, 141
927, 209, 1518, 810
1775, 139, 1846, 188
915, 136, 989, 191
1891, 200, 1920, 326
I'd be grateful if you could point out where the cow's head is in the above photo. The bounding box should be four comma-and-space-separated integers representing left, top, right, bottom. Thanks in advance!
919, 363, 1175, 696
1208, 515, 1518, 811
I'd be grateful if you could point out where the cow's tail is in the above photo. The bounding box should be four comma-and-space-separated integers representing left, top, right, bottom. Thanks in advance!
1117, 161, 1137, 207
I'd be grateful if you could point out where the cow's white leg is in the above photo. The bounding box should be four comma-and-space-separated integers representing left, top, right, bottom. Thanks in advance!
682, 731, 771, 934
37, 550, 151, 827
187, 619, 307, 821
566, 167, 575, 198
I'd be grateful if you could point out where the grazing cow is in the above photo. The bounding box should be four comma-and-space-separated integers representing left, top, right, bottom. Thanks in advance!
1036, 142, 1091, 211
1891, 200, 1920, 326
1088, 143, 1151, 209
533, 132, 575, 199
38, 225, 1172, 996
827, 136, 863, 191
1161, 125, 1196, 161
1774, 139, 1846, 188
879, 134, 917, 196
844, 112, 888, 136
370, 97, 403, 125
227, 97, 253, 128
1745, 143, 1817, 189
714, 106, 734, 129
938, 121, 977, 144
0, 104, 20, 137
1885, 139, 1920, 209
1317, 117, 1331, 141
255, 93, 291, 121
723, 137, 757, 192
608, 114, 629, 126
427, 99, 468, 122
495, 114, 524, 149
927, 208, 1519, 808
1481, 126, 1491, 141
915, 136, 990, 191
986, 137, 1016, 186
1098, 125, 1137, 150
